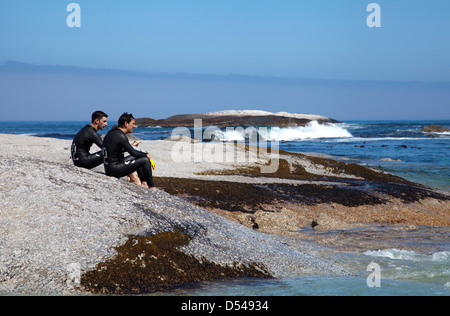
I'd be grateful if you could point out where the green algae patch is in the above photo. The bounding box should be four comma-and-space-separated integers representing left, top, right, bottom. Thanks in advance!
199, 158, 314, 181
81, 230, 272, 294
155, 176, 449, 214
155, 177, 279, 213
189, 152, 450, 207
198, 152, 414, 185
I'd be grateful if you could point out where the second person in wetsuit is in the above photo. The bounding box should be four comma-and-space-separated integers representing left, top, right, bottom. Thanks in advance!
71, 111, 108, 169
103, 113, 155, 189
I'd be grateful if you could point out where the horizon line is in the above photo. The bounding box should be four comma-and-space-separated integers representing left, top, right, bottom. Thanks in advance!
1, 118, 450, 123
2, 60, 450, 86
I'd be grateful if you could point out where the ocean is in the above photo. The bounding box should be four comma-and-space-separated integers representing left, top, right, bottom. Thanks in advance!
1, 119, 449, 296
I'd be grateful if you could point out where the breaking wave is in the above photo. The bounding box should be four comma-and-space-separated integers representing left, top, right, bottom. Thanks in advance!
210, 121, 353, 142
262, 121, 353, 141
363, 249, 450, 287
364, 249, 450, 263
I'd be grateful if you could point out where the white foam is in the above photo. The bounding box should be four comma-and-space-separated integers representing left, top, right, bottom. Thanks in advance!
364, 249, 450, 263
260, 121, 353, 141
213, 121, 353, 142
432, 251, 450, 262
19, 133, 38, 137
364, 249, 423, 261
422, 130, 450, 136
217, 129, 247, 142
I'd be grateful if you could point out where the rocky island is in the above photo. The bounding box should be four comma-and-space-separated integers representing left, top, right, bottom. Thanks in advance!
136, 110, 341, 128
422, 125, 450, 133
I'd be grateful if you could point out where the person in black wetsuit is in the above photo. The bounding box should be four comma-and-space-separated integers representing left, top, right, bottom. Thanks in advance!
71, 111, 108, 169
103, 113, 155, 189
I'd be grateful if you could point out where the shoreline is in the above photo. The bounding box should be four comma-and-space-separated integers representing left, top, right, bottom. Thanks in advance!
0, 133, 449, 295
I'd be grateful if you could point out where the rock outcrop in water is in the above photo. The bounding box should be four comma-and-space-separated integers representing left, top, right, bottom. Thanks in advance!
422, 125, 450, 133
136, 110, 340, 128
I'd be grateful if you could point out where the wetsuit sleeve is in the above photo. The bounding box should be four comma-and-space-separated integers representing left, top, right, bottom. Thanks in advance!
120, 134, 148, 159
92, 131, 103, 149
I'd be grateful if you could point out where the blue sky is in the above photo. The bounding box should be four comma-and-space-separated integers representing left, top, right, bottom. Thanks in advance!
0, 1, 449, 121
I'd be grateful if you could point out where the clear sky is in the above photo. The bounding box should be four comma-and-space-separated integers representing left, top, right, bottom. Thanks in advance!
0, 0, 449, 121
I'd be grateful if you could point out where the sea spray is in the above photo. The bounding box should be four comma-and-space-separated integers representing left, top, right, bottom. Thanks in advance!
363, 249, 450, 289
363, 249, 450, 263
261, 121, 353, 141
213, 121, 353, 142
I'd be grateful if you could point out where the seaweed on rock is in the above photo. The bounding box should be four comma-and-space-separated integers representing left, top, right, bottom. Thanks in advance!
81, 229, 272, 294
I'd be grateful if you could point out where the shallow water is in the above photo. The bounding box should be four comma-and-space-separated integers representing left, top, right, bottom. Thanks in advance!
162, 274, 449, 296
159, 225, 450, 296
160, 248, 450, 296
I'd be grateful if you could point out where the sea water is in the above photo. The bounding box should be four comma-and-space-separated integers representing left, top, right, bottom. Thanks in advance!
1, 120, 449, 295
163, 243, 450, 296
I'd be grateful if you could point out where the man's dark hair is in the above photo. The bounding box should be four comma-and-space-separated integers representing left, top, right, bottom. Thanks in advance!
118, 112, 135, 128
91, 111, 108, 123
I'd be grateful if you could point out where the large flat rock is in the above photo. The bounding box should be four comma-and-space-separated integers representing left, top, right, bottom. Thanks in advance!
0, 134, 348, 295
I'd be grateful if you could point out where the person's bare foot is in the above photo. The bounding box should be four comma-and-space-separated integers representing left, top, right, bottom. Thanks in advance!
127, 173, 141, 185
